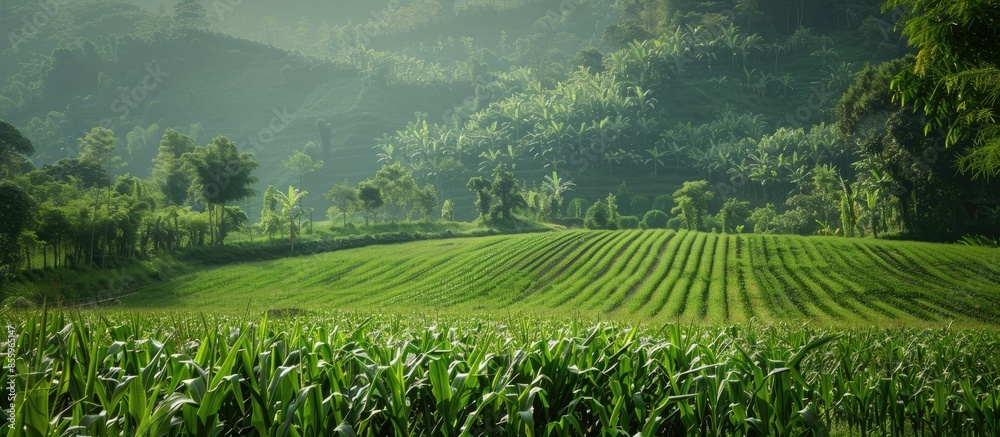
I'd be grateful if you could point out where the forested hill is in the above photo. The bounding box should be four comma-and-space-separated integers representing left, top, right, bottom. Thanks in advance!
0, 2, 461, 189
3, 0, 898, 172
9, 0, 976, 229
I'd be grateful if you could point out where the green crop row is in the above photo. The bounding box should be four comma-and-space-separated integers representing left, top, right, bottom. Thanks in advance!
2, 311, 999, 436
122, 230, 1000, 327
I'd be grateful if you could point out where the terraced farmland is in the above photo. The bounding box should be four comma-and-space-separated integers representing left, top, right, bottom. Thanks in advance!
126, 230, 1000, 326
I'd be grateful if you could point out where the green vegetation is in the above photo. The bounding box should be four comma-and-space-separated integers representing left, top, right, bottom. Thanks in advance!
2, 310, 999, 436
122, 230, 1000, 326
3, 0, 1000, 433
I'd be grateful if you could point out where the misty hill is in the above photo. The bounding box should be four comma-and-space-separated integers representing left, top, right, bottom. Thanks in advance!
2, 0, 918, 220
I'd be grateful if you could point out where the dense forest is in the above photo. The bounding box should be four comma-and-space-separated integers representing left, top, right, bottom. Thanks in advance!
1, 0, 998, 303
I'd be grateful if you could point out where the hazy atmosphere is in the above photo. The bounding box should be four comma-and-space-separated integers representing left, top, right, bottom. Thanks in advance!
1, 0, 999, 435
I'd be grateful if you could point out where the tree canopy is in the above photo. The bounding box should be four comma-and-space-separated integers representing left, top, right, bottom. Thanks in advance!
885, 0, 1000, 178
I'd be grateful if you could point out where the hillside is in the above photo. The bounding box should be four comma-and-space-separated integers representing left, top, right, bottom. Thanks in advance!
123, 230, 1000, 326
2, 0, 923, 222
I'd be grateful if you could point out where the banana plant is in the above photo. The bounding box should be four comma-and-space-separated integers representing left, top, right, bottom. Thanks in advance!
644, 145, 668, 176
274, 186, 307, 254
542, 171, 576, 214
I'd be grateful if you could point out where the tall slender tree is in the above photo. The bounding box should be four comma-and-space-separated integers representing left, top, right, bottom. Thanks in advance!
152, 129, 197, 206
183, 136, 258, 245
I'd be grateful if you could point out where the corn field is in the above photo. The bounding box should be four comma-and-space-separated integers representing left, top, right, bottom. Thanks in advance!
1, 310, 998, 436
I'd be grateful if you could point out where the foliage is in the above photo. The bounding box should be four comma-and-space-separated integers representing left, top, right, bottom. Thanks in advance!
75, 127, 122, 188
885, 0, 1000, 178
650, 194, 674, 216
565, 198, 590, 219
629, 195, 650, 218
642, 209, 669, 229
838, 59, 973, 239
371, 163, 420, 220
584, 200, 616, 230
174, 0, 210, 29
467, 176, 492, 222
618, 215, 640, 229
749, 204, 779, 234
9, 310, 1000, 436
719, 198, 751, 233
182, 136, 259, 245
467, 163, 525, 226
671, 180, 713, 231
0, 120, 34, 178
0, 181, 33, 280
357, 182, 384, 227
413, 184, 439, 220
541, 171, 575, 217
260, 185, 285, 241
272, 186, 308, 253
324, 183, 360, 228
441, 199, 455, 221
959, 234, 999, 248
152, 129, 197, 206
281, 148, 324, 188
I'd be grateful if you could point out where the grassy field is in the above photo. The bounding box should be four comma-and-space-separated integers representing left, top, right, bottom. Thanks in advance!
123, 230, 1000, 327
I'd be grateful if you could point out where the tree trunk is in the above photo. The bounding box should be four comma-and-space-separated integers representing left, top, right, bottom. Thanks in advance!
209, 204, 215, 246
218, 203, 226, 246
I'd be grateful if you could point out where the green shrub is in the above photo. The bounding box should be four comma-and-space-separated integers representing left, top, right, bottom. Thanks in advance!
666, 216, 683, 230
642, 210, 669, 229
619, 215, 640, 229
585, 201, 616, 230
651, 194, 674, 215
2, 295, 35, 311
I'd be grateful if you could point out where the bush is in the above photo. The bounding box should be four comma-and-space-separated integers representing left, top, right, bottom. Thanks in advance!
585, 201, 617, 230
719, 198, 751, 233
2, 295, 35, 311
619, 215, 640, 229
749, 204, 778, 234
666, 216, 684, 231
651, 194, 674, 215
642, 210, 669, 229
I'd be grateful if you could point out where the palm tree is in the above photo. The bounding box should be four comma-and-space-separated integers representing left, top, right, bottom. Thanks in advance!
274, 186, 308, 254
